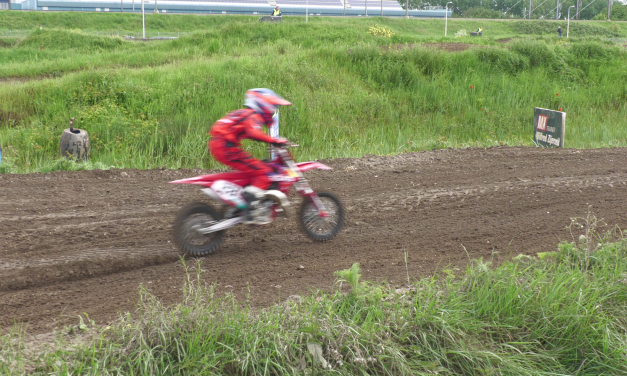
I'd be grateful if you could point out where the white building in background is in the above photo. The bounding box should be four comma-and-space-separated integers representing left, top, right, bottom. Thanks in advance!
8, 0, 451, 17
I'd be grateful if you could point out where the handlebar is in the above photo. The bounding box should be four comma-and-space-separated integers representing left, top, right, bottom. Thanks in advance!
272, 142, 298, 148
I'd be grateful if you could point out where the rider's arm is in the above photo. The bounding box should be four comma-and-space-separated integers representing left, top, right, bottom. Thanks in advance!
244, 116, 279, 144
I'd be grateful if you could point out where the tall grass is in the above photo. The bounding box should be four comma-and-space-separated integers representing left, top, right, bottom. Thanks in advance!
3, 233, 627, 375
0, 17, 626, 172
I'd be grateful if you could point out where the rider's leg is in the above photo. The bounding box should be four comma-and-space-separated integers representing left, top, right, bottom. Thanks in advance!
238, 164, 271, 223
212, 146, 273, 222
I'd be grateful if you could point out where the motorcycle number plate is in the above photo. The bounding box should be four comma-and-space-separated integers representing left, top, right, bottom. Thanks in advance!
211, 180, 243, 202
269, 174, 296, 182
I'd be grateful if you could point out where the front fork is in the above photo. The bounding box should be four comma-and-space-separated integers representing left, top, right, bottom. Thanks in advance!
279, 148, 328, 217
297, 181, 329, 217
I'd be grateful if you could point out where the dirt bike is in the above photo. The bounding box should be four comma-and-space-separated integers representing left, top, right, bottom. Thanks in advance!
170, 145, 345, 256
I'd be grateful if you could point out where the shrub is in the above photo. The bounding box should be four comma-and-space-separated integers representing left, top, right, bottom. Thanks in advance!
18, 28, 129, 52
570, 41, 618, 60
592, 12, 606, 20
476, 47, 529, 73
464, 7, 506, 19
510, 39, 566, 71
611, 4, 627, 21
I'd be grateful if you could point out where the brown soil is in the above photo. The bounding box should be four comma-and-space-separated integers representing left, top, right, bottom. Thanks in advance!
2, 146, 627, 334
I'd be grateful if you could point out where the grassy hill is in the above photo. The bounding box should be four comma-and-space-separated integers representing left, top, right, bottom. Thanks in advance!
0, 13, 626, 172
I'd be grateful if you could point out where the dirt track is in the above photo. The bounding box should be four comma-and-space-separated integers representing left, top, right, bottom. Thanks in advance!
2, 146, 627, 334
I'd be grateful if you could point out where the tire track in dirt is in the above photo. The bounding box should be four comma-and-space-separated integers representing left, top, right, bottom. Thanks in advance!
358, 173, 627, 208
1, 146, 626, 334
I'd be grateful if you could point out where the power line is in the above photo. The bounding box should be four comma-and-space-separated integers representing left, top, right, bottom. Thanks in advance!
526, 0, 551, 18
534, 0, 552, 12
541, 0, 599, 19
541, 1, 561, 18
503, 0, 525, 14
574, 0, 601, 16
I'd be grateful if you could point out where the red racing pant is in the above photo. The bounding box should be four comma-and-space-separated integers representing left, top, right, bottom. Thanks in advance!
209, 138, 272, 190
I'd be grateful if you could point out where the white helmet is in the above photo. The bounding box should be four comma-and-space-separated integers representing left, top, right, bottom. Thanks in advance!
244, 88, 292, 124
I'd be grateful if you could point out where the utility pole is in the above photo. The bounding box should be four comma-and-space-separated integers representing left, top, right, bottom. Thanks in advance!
445, 2, 452, 36
607, 0, 612, 20
529, 0, 532, 18
555, 0, 559, 19
343, 0, 346, 16
142, 0, 146, 38
121, 0, 123, 12
405, 0, 408, 17
381, 0, 383, 17
567, 5, 574, 37
365, 0, 367, 16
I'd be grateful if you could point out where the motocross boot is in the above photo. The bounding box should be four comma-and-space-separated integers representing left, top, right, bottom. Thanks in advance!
241, 186, 266, 225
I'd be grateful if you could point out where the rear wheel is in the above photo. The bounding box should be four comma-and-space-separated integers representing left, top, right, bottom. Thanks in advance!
299, 192, 345, 241
174, 202, 225, 256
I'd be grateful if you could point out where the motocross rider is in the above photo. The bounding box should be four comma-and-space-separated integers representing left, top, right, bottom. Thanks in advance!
209, 88, 291, 223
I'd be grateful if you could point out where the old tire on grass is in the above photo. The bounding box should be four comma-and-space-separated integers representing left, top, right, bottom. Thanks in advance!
59, 128, 90, 160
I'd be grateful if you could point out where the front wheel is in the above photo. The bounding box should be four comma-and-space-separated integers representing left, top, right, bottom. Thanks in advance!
174, 202, 225, 256
299, 192, 345, 241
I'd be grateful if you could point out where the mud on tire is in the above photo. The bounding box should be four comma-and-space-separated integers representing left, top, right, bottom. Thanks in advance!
174, 202, 225, 256
299, 191, 345, 241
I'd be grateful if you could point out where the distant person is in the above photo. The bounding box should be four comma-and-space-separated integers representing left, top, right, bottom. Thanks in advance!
271, 6, 281, 16
39, 24, 42, 30
477, 26, 483, 33
557, 26, 562, 37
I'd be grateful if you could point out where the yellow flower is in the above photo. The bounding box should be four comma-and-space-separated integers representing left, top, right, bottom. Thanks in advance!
368, 25, 394, 38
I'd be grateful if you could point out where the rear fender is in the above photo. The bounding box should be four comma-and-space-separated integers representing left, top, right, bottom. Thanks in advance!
169, 171, 252, 187
169, 175, 213, 185
201, 188, 222, 202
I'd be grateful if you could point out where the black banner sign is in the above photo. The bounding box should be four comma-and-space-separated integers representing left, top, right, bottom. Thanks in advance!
534, 107, 565, 148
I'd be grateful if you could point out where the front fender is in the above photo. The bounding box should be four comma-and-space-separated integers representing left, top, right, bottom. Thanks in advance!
296, 161, 332, 172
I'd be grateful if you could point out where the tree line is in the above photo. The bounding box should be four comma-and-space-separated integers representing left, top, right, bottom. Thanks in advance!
399, 0, 627, 20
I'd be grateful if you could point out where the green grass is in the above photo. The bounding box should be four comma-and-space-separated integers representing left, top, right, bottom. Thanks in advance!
0, 14, 626, 173
3, 230, 627, 375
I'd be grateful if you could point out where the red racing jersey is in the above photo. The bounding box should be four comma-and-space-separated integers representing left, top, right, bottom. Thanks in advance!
209, 109, 277, 147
